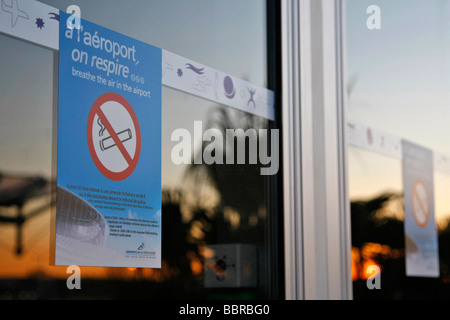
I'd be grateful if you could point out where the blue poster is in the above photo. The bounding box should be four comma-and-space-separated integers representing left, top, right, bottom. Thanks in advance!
56, 12, 161, 268
402, 140, 439, 277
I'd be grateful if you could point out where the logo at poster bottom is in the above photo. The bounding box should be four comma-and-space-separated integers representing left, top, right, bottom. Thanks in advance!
87, 92, 141, 181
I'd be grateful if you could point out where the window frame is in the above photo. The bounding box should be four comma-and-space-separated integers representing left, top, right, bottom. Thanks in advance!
281, 0, 352, 300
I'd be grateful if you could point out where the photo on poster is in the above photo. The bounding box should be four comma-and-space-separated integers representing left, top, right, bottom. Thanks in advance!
56, 11, 162, 268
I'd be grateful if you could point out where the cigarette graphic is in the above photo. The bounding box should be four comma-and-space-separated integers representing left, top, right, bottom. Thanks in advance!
100, 128, 132, 151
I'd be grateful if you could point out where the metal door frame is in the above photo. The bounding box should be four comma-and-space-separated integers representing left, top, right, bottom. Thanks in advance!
281, 0, 352, 300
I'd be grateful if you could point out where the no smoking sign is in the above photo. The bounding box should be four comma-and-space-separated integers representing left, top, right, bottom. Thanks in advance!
56, 14, 162, 268
87, 92, 141, 181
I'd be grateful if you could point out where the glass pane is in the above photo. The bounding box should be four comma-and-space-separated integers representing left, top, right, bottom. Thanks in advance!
0, 0, 279, 299
346, 0, 450, 299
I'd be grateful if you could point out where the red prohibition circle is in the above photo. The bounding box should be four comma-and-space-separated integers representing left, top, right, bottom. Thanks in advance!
87, 92, 141, 181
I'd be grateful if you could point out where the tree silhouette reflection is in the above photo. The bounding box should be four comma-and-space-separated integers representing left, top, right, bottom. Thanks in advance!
161, 106, 270, 298
351, 192, 450, 299
0, 107, 273, 299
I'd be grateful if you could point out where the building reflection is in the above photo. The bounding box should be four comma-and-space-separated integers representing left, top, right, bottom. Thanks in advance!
0, 107, 270, 300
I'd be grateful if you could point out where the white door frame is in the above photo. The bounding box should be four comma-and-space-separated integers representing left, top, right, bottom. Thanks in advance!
281, 0, 352, 300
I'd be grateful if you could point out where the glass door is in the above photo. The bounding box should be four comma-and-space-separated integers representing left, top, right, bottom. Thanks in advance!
0, 0, 283, 300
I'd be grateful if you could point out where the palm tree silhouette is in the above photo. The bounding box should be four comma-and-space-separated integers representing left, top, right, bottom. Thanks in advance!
184, 106, 269, 244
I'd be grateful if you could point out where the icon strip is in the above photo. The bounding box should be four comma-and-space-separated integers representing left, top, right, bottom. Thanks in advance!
0, 1, 275, 121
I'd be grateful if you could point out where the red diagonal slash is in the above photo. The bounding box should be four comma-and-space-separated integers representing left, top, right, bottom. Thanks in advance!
412, 180, 430, 228
413, 187, 428, 219
97, 108, 133, 165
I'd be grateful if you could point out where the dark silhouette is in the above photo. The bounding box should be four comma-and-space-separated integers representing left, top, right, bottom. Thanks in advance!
351, 191, 450, 299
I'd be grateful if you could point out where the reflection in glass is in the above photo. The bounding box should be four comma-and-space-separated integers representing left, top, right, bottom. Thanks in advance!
346, 0, 450, 299
0, 0, 276, 299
